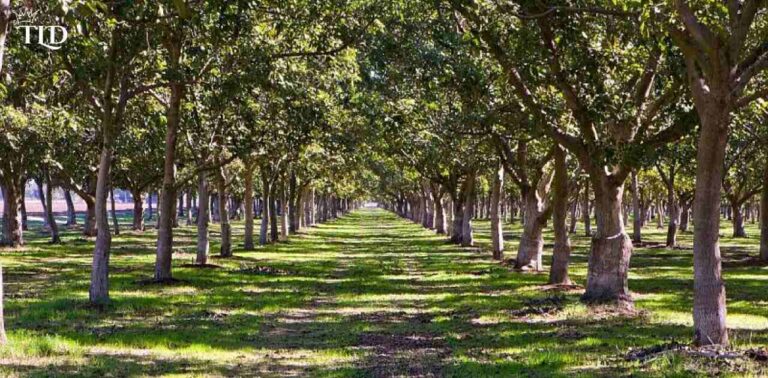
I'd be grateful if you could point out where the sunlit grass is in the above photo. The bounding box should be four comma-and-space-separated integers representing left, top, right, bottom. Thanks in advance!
0, 209, 765, 376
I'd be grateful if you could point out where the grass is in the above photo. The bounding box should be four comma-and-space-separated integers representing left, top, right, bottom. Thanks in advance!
0, 208, 766, 377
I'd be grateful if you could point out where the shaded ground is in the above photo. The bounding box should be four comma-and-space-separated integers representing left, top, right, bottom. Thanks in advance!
0, 209, 766, 377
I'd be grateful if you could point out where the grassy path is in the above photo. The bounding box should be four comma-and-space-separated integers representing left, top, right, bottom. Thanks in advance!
0, 209, 766, 377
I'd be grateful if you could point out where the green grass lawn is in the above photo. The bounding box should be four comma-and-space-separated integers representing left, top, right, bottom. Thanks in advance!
0, 209, 766, 377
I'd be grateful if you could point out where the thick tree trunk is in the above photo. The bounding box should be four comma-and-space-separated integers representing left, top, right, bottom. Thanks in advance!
131, 190, 144, 231
515, 189, 547, 271
64, 189, 77, 226
549, 146, 571, 285
0, 182, 23, 247
461, 172, 475, 247
490, 165, 504, 260
83, 198, 96, 237
631, 171, 642, 243
731, 201, 746, 238
690, 104, 730, 346
582, 173, 632, 305
433, 187, 446, 235
196, 172, 210, 265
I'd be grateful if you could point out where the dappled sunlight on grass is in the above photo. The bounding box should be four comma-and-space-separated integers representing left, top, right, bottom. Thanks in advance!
0, 210, 765, 376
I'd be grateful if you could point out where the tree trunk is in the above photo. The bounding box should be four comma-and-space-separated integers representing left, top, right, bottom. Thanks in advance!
433, 187, 446, 235
666, 187, 680, 248
269, 189, 279, 241
631, 171, 642, 243
686, 100, 730, 345
64, 189, 77, 226
0, 182, 22, 247
20, 191, 27, 231
582, 179, 591, 236
515, 188, 547, 271
450, 192, 463, 243
196, 172, 210, 265
154, 82, 182, 282
44, 176, 60, 243
185, 190, 193, 226
680, 200, 690, 232
147, 193, 153, 222
90, 131, 115, 305
83, 198, 96, 237
217, 166, 231, 257
549, 146, 571, 285
568, 201, 577, 234
582, 173, 632, 305
36, 179, 48, 228
760, 164, 768, 261
461, 172, 475, 247
131, 190, 144, 231
280, 184, 288, 241
243, 163, 255, 250
490, 165, 504, 260
110, 188, 120, 236
260, 171, 271, 245
731, 201, 746, 237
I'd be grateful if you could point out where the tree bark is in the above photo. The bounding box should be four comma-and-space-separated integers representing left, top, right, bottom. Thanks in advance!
131, 190, 144, 231
631, 171, 642, 243
279, 183, 288, 241
185, 190, 193, 226
514, 188, 548, 271
243, 163, 255, 250
36, 179, 48, 228
110, 188, 120, 236
582, 173, 632, 305
460, 172, 476, 247
64, 189, 77, 226
259, 170, 271, 245
196, 172, 210, 265
0, 182, 22, 247
83, 197, 96, 237
44, 176, 60, 243
549, 146, 572, 285
154, 85, 182, 281
217, 165, 231, 257
582, 178, 591, 236
666, 189, 680, 247
490, 164, 504, 260
761, 164, 768, 261
731, 201, 746, 238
